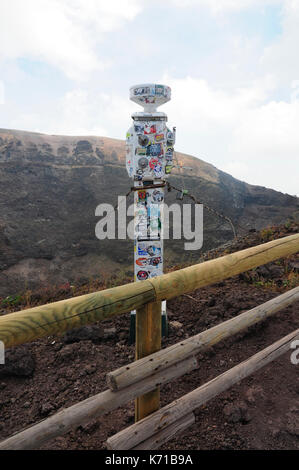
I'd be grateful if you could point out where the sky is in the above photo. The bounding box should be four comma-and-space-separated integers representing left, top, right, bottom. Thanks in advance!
0, 0, 298, 196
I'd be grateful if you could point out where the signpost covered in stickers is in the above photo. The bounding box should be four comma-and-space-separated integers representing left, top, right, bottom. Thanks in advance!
126, 83, 176, 420
126, 84, 176, 344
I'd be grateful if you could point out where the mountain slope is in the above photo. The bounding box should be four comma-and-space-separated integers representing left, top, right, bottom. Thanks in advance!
0, 128, 298, 296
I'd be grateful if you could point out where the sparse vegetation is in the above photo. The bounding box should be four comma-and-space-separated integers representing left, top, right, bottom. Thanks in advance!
260, 227, 274, 242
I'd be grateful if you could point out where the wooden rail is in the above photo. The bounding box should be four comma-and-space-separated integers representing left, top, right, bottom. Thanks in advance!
0, 233, 298, 349
107, 286, 299, 390
0, 357, 198, 450
107, 328, 299, 450
0, 234, 298, 449
0, 286, 298, 450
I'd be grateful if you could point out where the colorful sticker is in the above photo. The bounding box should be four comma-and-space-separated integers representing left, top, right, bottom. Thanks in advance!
137, 243, 162, 256
137, 270, 149, 280
155, 133, 164, 142
153, 163, 163, 178
149, 256, 162, 266
144, 124, 156, 135
149, 157, 159, 169
147, 143, 163, 157
138, 135, 149, 147
147, 245, 161, 256
136, 147, 147, 155
134, 124, 144, 134
136, 258, 149, 267
138, 190, 147, 201
136, 256, 162, 267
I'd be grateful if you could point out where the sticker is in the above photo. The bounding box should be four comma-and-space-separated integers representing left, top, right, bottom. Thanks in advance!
155, 85, 165, 95
138, 190, 147, 201
138, 135, 149, 147
147, 143, 163, 157
136, 258, 149, 267
137, 243, 161, 256
134, 124, 144, 134
147, 245, 161, 256
166, 151, 173, 159
151, 190, 164, 203
136, 256, 162, 267
149, 256, 162, 266
137, 244, 148, 256
165, 165, 172, 174
153, 163, 163, 178
155, 133, 164, 142
167, 131, 174, 143
136, 147, 147, 156
138, 157, 148, 169
144, 124, 156, 135
148, 271, 160, 278
149, 157, 159, 169
137, 270, 149, 280
134, 86, 150, 96
148, 205, 160, 218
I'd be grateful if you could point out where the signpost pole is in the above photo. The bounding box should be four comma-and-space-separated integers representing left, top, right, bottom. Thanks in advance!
125, 84, 175, 421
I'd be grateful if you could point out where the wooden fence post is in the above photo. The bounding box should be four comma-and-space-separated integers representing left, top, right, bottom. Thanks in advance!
135, 301, 161, 422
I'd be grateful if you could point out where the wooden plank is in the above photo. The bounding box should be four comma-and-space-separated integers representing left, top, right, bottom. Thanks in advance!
135, 301, 161, 422
132, 413, 195, 450
0, 281, 155, 349
107, 286, 299, 391
150, 233, 299, 301
0, 356, 198, 450
107, 328, 299, 450
0, 233, 298, 349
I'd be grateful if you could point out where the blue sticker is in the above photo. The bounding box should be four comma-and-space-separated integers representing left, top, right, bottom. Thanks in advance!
146, 143, 163, 157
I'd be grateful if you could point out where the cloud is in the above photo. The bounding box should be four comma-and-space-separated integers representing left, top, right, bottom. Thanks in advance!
166, 0, 283, 13
23, 87, 136, 138
0, 0, 142, 80
261, 0, 299, 85
0, 81, 4, 105
161, 74, 298, 195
